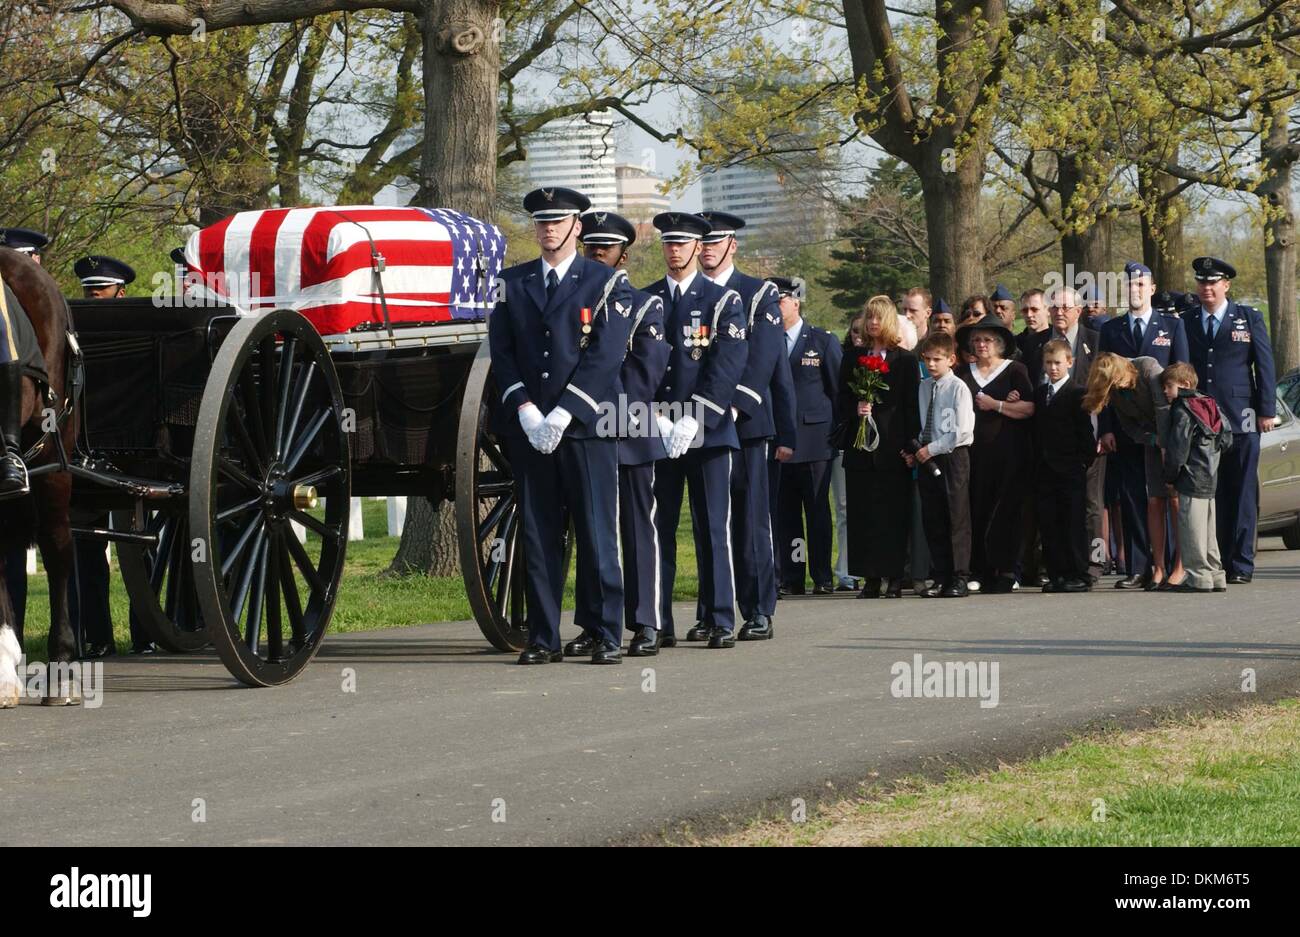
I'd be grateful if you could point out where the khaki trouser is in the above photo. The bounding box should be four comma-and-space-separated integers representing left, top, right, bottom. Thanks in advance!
1178, 494, 1226, 590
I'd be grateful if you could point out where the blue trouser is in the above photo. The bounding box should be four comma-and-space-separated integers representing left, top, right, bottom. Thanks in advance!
1216, 431, 1260, 577
655, 446, 736, 636
1112, 437, 1151, 577
697, 438, 775, 623
574, 460, 661, 636
506, 435, 623, 652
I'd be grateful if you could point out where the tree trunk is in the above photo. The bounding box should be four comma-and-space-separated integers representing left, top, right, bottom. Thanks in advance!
387, 0, 501, 578
1260, 94, 1299, 375
1139, 168, 1185, 291
1057, 153, 1112, 294
919, 151, 985, 305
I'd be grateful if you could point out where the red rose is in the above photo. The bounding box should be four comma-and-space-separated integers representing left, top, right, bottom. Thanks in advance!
880, 361, 890, 374
857, 355, 870, 367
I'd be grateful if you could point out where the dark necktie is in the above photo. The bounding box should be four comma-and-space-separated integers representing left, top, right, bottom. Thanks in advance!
1047, 383, 1055, 404
671, 282, 681, 304
546, 269, 559, 302
1133, 317, 1144, 346
1206, 315, 1217, 342
919, 385, 937, 445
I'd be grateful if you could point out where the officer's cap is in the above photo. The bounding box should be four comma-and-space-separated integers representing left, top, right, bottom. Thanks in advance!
524, 186, 590, 222
74, 255, 136, 287
1152, 290, 1179, 314
0, 227, 50, 254
1192, 256, 1235, 282
766, 276, 804, 299
169, 247, 187, 265
653, 212, 711, 243
579, 211, 636, 247
698, 210, 745, 243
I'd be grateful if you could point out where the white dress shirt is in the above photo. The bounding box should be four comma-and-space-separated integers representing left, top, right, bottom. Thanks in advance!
919, 371, 975, 455
541, 251, 576, 286
785, 316, 804, 353
665, 269, 698, 302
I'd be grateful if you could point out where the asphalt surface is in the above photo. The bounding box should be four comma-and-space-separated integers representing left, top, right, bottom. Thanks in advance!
3, 541, 1299, 846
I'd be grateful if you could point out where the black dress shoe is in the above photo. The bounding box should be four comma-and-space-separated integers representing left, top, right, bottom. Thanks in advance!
1213, 585, 1228, 592
130, 643, 158, 655
591, 640, 622, 664
738, 615, 773, 641
706, 627, 736, 649
1061, 578, 1091, 593
778, 584, 805, 597
987, 576, 1015, 594
660, 633, 678, 648
1114, 575, 1146, 590
811, 582, 834, 596
1168, 581, 1212, 593
858, 578, 880, 599
517, 645, 564, 665
628, 628, 662, 656
1041, 579, 1062, 593
920, 581, 944, 598
82, 642, 116, 659
1143, 577, 1163, 592
940, 578, 969, 598
834, 581, 857, 593
563, 632, 600, 657
1227, 573, 1252, 584
883, 578, 903, 598
686, 623, 711, 642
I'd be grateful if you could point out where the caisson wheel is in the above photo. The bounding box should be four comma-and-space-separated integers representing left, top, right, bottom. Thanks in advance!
115, 507, 208, 652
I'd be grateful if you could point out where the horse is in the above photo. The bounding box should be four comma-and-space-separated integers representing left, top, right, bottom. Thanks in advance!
0, 247, 77, 707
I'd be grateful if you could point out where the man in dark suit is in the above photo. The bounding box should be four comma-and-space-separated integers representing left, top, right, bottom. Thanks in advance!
1034, 338, 1097, 591
488, 187, 635, 665
643, 212, 747, 649
1185, 256, 1276, 583
772, 276, 841, 595
571, 211, 669, 658
1097, 261, 1189, 588
698, 210, 794, 642
1015, 288, 1051, 364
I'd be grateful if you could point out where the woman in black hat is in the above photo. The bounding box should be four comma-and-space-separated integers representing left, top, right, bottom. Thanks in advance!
956, 320, 1035, 593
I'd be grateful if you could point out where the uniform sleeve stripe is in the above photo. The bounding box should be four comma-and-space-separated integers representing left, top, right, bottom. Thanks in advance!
567, 383, 600, 413
501, 381, 525, 403
692, 393, 725, 416
737, 384, 763, 404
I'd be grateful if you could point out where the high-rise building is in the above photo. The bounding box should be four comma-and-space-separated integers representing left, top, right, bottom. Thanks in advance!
699, 162, 835, 248
524, 113, 620, 212
615, 163, 670, 222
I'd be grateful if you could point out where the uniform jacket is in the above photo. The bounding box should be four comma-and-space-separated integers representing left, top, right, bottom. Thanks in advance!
1185, 300, 1277, 435
643, 272, 747, 450
1162, 388, 1234, 498
708, 268, 787, 444
1098, 310, 1189, 367
784, 320, 842, 463
488, 254, 634, 439
1033, 380, 1096, 476
616, 287, 670, 466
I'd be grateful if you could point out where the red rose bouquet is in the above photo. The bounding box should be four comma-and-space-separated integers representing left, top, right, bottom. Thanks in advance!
847, 354, 890, 450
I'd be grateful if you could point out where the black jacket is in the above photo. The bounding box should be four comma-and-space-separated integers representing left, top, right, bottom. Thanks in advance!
836, 344, 920, 471
1162, 388, 1233, 498
1033, 380, 1096, 476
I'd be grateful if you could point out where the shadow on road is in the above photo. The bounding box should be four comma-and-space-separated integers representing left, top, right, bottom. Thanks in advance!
819, 636, 1300, 661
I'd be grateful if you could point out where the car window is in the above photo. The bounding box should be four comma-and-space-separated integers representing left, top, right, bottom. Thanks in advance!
1275, 392, 1294, 428
1279, 372, 1300, 415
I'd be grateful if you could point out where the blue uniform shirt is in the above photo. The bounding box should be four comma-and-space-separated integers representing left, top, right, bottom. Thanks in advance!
616, 287, 670, 465
707, 266, 787, 443
784, 320, 842, 463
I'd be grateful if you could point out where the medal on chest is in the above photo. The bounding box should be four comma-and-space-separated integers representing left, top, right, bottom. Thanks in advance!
579, 306, 592, 348
687, 314, 705, 360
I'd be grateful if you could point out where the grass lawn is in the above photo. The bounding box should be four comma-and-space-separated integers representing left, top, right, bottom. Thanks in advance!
18, 496, 707, 658
707, 699, 1300, 846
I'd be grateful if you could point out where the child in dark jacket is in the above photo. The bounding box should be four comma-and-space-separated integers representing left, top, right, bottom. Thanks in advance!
1160, 363, 1233, 593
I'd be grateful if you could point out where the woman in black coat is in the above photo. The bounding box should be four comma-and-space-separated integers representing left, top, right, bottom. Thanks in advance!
837, 296, 920, 598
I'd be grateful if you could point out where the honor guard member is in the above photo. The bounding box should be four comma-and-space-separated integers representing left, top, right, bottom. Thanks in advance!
644, 212, 747, 649
772, 276, 841, 594
488, 187, 634, 664
70, 255, 148, 657
1097, 262, 1189, 587
0, 228, 50, 262
1186, 256, 1276, 584
697, 209, 794, 642
569, 210, 669, 657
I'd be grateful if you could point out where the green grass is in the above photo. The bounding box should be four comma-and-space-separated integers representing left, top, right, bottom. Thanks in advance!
712, 699, 1300, 846
18, 497, 710, 657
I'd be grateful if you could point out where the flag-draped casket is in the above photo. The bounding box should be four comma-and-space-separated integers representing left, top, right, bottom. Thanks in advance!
183, 206, 506, 335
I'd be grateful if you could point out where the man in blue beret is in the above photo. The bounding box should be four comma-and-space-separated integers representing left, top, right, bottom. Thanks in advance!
990, 283, 1017, 330
1185, 256, 1276, 584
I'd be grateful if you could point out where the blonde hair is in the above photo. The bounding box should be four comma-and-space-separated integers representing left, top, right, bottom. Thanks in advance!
1082, 352, 1138, 414
854, 294, 902, 350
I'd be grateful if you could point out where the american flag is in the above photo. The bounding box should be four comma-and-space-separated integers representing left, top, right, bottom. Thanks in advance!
185, 205, 506, 336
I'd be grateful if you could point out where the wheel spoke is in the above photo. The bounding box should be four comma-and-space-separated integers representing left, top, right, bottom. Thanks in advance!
218, 457, 261, 492
476, 478, 513, 499
284, 528, 326, 595
239, 365, 271, 465
494, 530, 516, 620
284, 408, 330, 474
244, 535, 270, 654
281, 360, 318, 458
290, 464, 343, 490
476, 493, 513, 546
265, 529, 283, 660
288, 508, 337, 541
148, 515, 177, 594
279, 539, 306, 646
221, 514, 265, 579
216, 495, 263, 523
274, 337, 299, 459
231, 529, 266, 625
259, 336, 278, 462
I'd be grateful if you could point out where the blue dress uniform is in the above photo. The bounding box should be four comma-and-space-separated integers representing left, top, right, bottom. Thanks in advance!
488, 188, 635, 664
644, 213, 748, 649
692, 210, 790, 641
1097, 262, 1191, 584
569, 211, 670, 658
68, 256, 145, 656
775, 301, 842, 592
1185, 257, 1276, 581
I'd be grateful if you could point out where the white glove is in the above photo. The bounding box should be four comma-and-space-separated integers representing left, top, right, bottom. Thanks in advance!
731, 406, 739, 422
668, 414, 698, 459
656, 414, 674, 438
519, 403, 546, 451
536, 407, 572, 454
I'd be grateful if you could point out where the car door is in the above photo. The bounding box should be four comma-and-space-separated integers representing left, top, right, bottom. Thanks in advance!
1258, 393, 1300, 522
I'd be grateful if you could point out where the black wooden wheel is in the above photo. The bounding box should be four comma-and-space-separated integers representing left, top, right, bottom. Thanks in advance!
115, 507, 208, 652
190, 309, 350, 687
455, 344, 570, 652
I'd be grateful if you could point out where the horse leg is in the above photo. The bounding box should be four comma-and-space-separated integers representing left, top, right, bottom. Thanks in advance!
36, 471, 79, 704
0, 563, 20, 708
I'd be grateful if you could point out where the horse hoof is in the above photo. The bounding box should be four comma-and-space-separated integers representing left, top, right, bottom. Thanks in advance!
0, 689, 18, 709
41, 692, 81, 707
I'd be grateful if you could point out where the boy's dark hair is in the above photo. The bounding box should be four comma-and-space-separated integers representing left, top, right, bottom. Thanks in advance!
1041, 338, 1073, 360
920, 332, 956, 357
1160, 361, 1198, 390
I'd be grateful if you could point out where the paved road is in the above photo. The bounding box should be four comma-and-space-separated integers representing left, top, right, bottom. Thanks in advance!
3, 542, 1300, 846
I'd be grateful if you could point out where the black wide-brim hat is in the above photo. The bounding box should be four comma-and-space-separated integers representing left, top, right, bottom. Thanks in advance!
956, 320, 1016, 356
